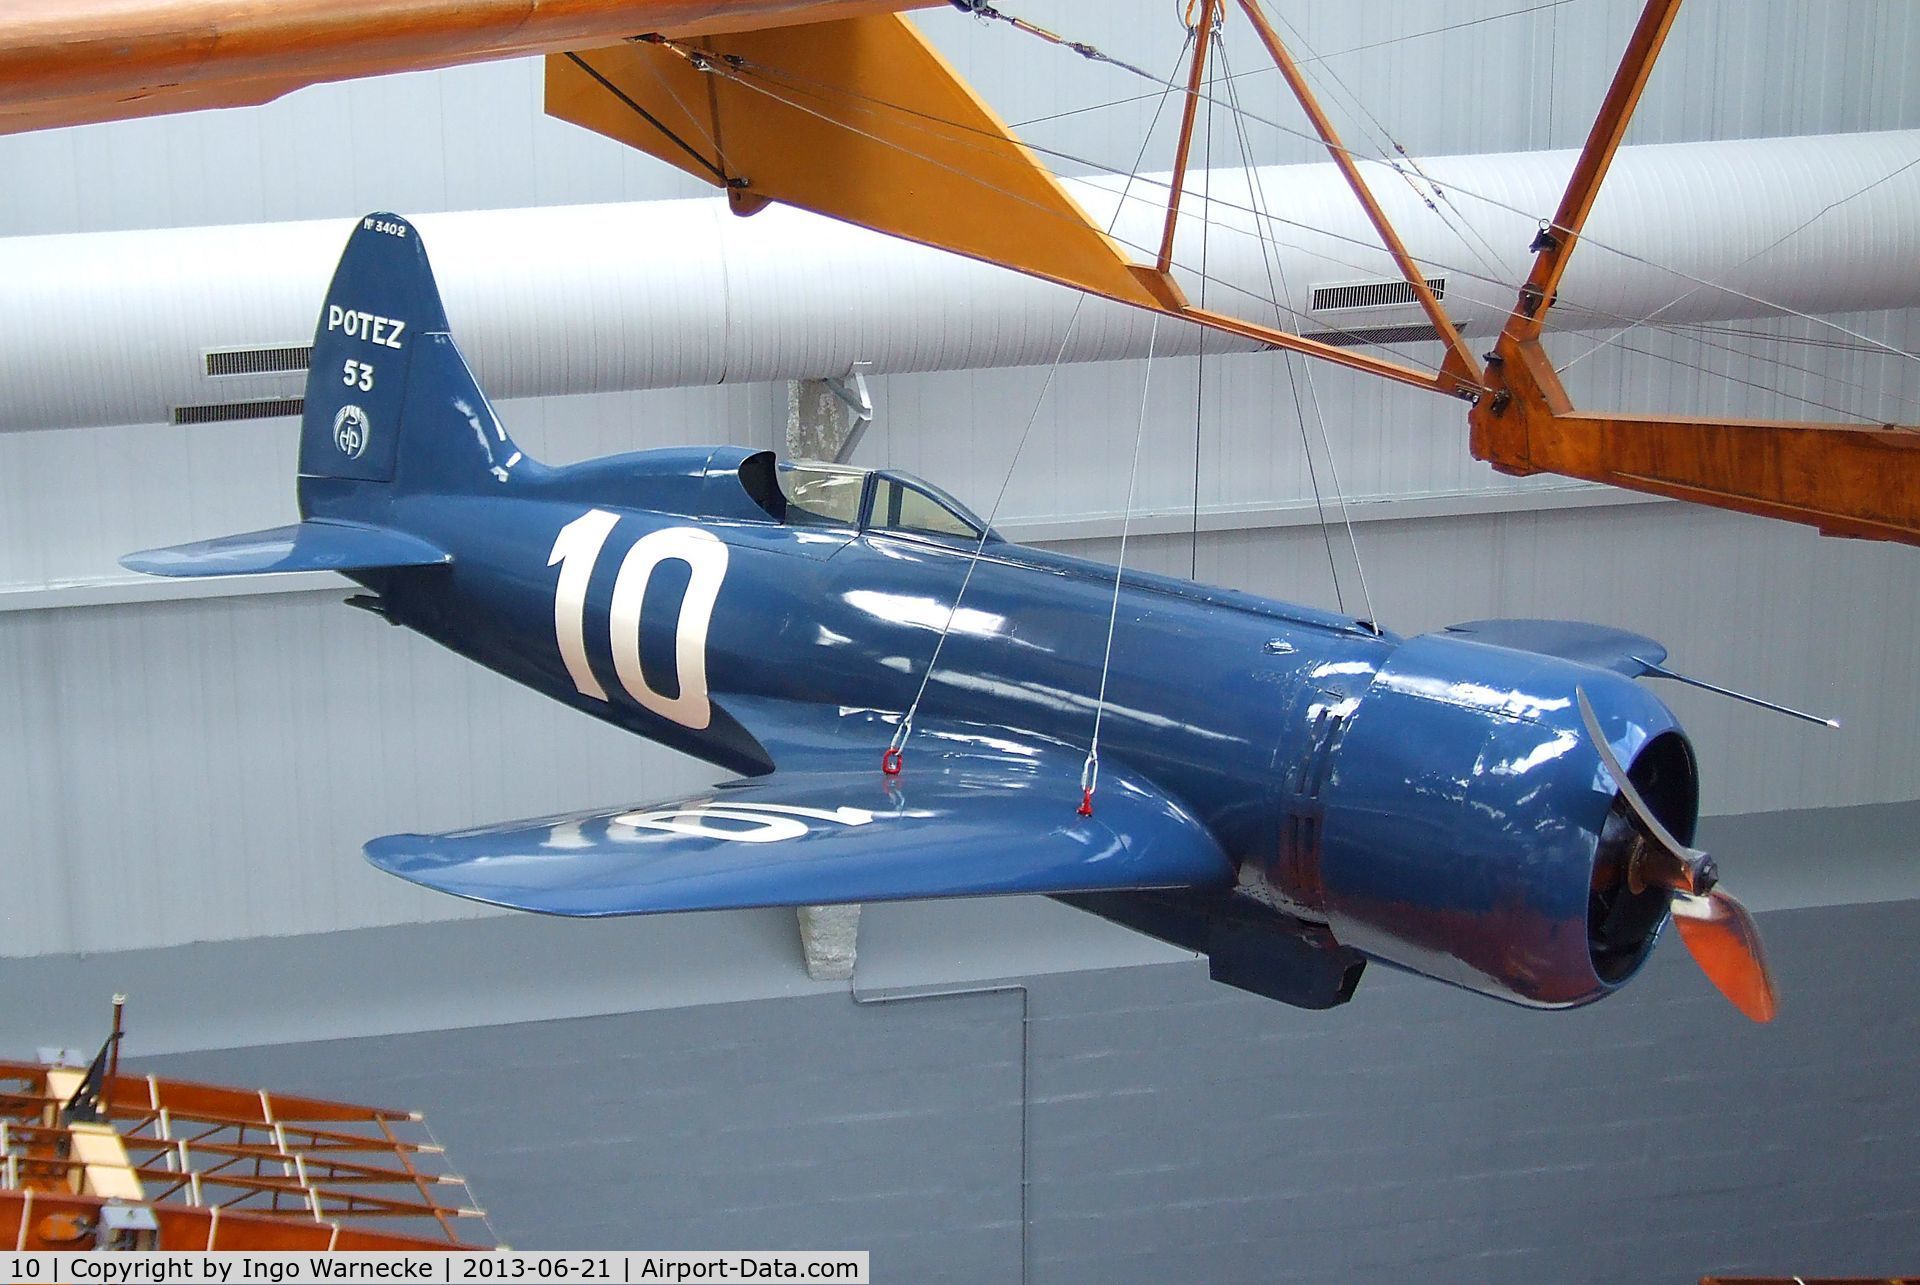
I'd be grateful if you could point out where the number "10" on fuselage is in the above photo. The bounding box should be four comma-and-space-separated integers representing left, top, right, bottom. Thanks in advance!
547, 509, 729, 731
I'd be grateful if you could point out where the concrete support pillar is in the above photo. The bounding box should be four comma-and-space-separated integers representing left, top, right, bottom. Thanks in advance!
796, 904, 863, 981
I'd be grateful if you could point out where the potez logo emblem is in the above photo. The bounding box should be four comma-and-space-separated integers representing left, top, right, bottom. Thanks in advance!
332, 404, 370, 459
326, 304, 407, 349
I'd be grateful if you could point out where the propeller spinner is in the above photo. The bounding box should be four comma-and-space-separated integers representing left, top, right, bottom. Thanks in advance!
1576, 688, 1777, 1023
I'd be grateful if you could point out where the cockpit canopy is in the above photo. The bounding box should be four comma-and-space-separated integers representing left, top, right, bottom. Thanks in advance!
779, 461, 995, 543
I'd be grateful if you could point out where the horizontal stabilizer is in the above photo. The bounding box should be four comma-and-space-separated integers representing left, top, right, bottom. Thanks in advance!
1441, 618, 1667, 675
121, 520, 451, 578
365, 745, 1231, 917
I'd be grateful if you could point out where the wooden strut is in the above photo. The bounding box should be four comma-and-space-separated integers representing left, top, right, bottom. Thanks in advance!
1132, 0, 1481, 398
1155, 0, 1219, 275
1229, 0, 1482, 397
1468, 0, 1920, 545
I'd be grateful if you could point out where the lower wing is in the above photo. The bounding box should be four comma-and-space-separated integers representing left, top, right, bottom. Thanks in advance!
364, 728, 1231, 916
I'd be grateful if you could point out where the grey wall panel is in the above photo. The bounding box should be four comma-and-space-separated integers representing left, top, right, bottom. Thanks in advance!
140, 899, 1920, 1282
0, 589, 738, 958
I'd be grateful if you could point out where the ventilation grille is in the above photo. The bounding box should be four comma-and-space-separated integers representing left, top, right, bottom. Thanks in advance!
1301, 321, 1456, 348
173, 397, 305, 425
1310, 277, 1446, 311
205, 345, 313, 377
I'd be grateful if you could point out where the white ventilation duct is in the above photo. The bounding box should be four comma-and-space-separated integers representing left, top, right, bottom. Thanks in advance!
4, 130, 1918, 432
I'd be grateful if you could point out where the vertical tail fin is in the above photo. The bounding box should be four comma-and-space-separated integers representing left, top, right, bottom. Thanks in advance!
299, 213, 531, 506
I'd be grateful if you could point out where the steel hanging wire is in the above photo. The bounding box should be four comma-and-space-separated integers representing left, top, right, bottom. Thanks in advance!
669, 9, 1916, 440
1189, 0, 1218, 582
1214, 27, 1377, 627
716, 6, 1920, 400
1081, 316, 1163, 817
885, 25, 1201, 775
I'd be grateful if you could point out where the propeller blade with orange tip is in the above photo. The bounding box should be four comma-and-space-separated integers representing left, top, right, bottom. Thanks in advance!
1576, 685, 1777, 1022
1671, 889, 1778, 1023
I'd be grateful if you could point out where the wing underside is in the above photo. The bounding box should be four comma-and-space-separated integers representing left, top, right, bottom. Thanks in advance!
365, 729, 1232, 916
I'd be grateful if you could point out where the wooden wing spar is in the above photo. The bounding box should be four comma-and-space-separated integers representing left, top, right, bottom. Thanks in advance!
4, 0, 1916, 544
0, 0, 943, 136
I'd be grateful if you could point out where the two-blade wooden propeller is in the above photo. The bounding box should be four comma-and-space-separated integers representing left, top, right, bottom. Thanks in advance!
1577, 688, 1777, 1023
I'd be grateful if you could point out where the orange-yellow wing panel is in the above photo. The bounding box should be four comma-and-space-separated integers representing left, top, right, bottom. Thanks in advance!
546, 15, 1170, 310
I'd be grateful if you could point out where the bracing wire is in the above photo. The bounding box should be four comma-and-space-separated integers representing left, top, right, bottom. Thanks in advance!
1215, 29, 1376, 626
886, 26, 1200, 774
1080, 316, 1163, 815
664, 7, 1919, 442
1012, 0, 1584, 131
707, 9, 1920, 397
971, 0, 1920, 383
1551, 151, 1920, 380
713, 36, 1916, 417
1190, 5, 1217, 582
699, 51, 1456, 373
1256, 0, 1516, 300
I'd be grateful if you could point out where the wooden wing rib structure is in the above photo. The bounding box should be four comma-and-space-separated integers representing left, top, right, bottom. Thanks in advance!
1, 1057, 490, 1251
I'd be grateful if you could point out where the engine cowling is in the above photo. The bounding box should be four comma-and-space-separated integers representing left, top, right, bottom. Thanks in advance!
1307, 632, 1696, 1008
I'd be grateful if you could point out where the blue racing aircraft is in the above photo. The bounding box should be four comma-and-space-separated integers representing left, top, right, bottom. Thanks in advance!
127, 213, 1780, 1021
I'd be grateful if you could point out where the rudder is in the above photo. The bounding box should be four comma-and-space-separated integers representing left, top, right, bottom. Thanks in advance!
300, 213, 444, 485
299, 212, 530, 505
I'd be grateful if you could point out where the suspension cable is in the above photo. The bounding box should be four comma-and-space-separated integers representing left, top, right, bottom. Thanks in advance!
1080, 316, 1163, 817
667, 14, 1916, 432
1214, 30, 1377, 624
1189, 8, 1216, 583
949, 0, 1164, 81
1219, 33, 1379, 626
885, 26, 1200, 776
718, 13, 1920, 387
